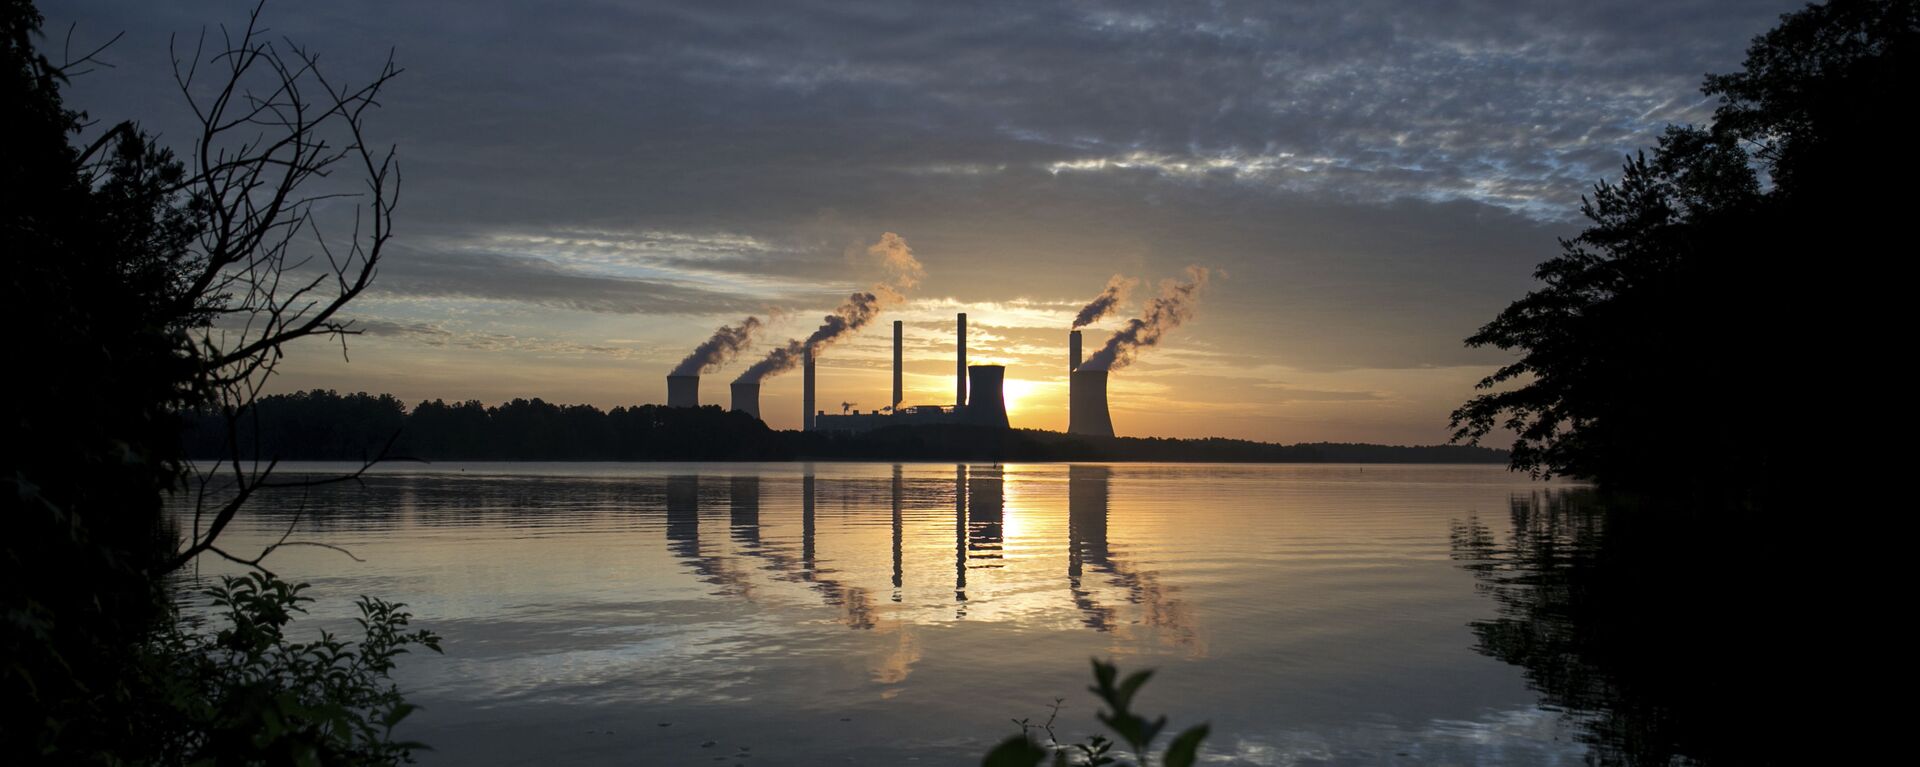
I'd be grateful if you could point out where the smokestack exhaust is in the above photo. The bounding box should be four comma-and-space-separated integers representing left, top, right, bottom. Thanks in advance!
731, 382, 761, 420
667, 375, 699, 408
967, 365, 1009, 430
1070, 330, 1082, 372
893, 320, 903, 412
1069, 369, 1114, 437
803, 345, 816, 431
956, 312, 967, 408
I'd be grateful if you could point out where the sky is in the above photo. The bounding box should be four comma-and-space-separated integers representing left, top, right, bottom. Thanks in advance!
45, 0, 1803, 444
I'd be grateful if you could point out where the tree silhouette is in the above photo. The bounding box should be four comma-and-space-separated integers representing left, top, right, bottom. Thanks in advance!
3, 0, 409, 759
1451, 0, 1915, 496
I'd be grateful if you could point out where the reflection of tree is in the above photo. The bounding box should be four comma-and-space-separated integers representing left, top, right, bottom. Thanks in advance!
1451, 491, 1800, 765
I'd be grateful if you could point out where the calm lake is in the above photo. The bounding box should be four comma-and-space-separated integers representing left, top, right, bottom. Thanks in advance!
175, 462, 1597, 765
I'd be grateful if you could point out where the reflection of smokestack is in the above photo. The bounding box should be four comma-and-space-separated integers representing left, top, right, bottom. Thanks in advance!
955, 313, 967, 407
891, 465, 903, 594
966, 365, 1009, 430
803, 345, 816, 431
954, 464, 967, 601
893, 320, 903, 411
667, 375, 699, 408
1070, 330, 1082, 372
802, 470, 816, 569
1070, 369, 1114, 437
731, 382, 761, 420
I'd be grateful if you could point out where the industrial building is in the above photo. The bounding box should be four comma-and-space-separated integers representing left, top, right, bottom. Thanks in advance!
810, 312, 1010, 433
666, 311, 1114, 437
1066, 329, 1114, 437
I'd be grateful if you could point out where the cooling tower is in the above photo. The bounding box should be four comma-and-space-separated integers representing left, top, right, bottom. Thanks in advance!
803, 345, 816, 431
1069, 368, 1114, 437
967, 365, 1010, 430
893, 320, 903, 412
731, 382, 761, 420
1069, 330, 1082, 372
956, 312, 968, 407
667, 375, 699, 408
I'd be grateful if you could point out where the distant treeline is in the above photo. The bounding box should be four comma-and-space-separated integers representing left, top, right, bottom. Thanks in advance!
181, 389, 1511, 464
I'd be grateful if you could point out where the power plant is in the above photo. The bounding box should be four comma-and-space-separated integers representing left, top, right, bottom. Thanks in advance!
667, 374, 699, 409
666, 310, 1123, 437
802, 345, 816, 431
1069, 368, 1114, 437
966, 364, 1009, 429
811, 312, 1014, 433
660, 263, 1214, 438
1066, 328, 1113, 437
731, 381, 760, 419
658, 241, 1201, 438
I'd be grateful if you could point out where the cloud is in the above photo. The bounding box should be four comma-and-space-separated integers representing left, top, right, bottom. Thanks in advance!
371, 247, 766, 316
44, 0, 1807, 440
356, 318, 641, 357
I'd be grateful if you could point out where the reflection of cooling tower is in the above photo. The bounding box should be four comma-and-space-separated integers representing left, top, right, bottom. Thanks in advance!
803, 345, 816, 431
667, 375, 699, 408
666, 475, 700, 556
1069, 369, 1114, 437
731, 382, 761, 420
966, 365, 1009, 430
730, 475, 760, 533
1069, 465, 1111, 564
967, 465, 1004, 564
1070, 330, 1082, 372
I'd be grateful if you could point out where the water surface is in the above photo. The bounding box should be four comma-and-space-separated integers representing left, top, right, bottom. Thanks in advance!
179, 462, 1589, 765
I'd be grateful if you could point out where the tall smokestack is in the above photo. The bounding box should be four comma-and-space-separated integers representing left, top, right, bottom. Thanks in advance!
893, 320, 903, 412
667, 375, 699, 408
803, 345, 816, 431
1069, 369, 1114, 437
1070, 330, 1083, 372
731, 382, 761, 420
966, 365, 1009, 430
956, 313, 967, 407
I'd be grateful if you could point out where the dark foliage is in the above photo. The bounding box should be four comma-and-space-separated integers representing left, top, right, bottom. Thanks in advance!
4, 0, 205, 754
3, 1, 429, 761
182, 389, 1512, 464
1451, 0, 1915, 496
136, 574, 441, 764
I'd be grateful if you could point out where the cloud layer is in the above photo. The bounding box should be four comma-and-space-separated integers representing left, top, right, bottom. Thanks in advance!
46, 0, 1805, 441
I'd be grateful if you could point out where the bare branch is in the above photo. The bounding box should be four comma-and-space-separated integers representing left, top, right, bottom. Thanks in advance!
156, 1, 402, 575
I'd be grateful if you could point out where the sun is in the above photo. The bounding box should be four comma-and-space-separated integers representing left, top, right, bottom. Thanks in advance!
1000, 377, 1054, 421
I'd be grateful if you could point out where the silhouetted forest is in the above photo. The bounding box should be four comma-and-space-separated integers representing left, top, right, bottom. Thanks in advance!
1451, 0, 1912, 504
181, 389, 1511, 463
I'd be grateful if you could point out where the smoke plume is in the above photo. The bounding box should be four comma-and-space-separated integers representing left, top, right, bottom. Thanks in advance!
1080, 266, 1210, 372
671, 316, 764, 376
1072, 274, 1138, 328
868, 231, 925, 293
734, 233, 924, 384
